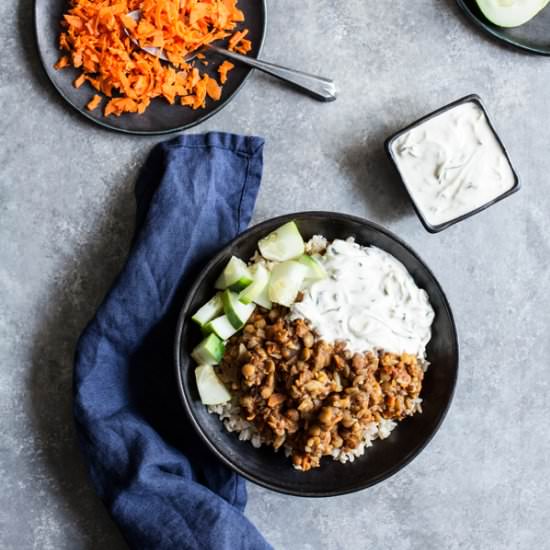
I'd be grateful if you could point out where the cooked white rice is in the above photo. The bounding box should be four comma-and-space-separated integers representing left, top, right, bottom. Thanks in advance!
304, 234, 328, 255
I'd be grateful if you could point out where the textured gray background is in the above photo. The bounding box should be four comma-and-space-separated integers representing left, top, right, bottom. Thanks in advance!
1, 0, 549, 548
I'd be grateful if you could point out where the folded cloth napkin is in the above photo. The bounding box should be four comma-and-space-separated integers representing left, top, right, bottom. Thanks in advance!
74, 133, 272, 550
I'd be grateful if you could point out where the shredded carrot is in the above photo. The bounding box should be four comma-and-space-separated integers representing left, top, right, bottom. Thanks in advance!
206, 78, 221, 101
218, 60, 234, 84
54, 55, 70, 70
73, 73, 86, 88
55, 0, 251, 117
228, 28, 251, 54
86, 94, 103, 111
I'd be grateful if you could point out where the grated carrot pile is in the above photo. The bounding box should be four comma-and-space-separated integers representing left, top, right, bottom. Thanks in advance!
55, 0, 249, 117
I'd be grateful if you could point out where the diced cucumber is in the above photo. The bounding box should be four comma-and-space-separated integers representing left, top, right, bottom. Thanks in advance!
191, 292, 224, 327
239, 264, 270, 305
475, 0, 549, 27
222, 290, 256, 329
258, 221, 305, 261
297, 254, 327, 282
268, 260, 308, 307
203, 314, 240, 340
195, 365, 231, 405
252, 283, 272, 310
191, 333, 225, 365
214, 257, 253, 291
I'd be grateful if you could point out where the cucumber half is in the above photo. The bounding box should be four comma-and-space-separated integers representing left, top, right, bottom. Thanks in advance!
258, 221, 305, 262
215, 256, 253, 292
192, 292, 224, 327
195, 365, 231, 405
239, 263, 271, 309
222, 290, 256, 329
191, 333, 225, 365
268, 260, 308, 307
475, 0, 549, 27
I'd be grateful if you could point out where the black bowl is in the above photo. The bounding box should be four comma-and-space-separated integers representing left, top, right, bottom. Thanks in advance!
174, 212, 459, 496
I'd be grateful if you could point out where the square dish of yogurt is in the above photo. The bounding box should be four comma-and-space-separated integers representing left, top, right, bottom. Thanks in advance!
385, 94, 520, 232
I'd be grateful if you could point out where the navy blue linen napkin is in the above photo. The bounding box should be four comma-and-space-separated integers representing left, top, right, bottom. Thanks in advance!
74, 133, 272, 550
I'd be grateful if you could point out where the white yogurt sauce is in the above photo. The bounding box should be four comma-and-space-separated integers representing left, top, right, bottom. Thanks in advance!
391, 101, 516, 227
290, 239, 435, 357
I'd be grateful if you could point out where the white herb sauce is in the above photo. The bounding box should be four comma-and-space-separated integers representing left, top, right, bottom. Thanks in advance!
290, 239, 435, 357
391, 101, 515, 226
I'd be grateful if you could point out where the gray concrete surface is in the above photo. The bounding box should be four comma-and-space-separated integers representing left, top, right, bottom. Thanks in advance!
1, 0, 549, 548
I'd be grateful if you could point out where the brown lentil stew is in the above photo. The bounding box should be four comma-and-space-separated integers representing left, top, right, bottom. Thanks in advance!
218, 305, 425, 471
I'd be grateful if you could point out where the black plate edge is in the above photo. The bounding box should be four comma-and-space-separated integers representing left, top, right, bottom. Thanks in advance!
33, 0, 267, 136
174, 211, 460, 497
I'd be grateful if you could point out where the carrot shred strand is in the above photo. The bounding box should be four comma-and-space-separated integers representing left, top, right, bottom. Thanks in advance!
218, 60, 235, 84
86, 94, 103, 111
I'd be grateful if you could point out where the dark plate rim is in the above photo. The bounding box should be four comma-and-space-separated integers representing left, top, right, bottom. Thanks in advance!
384, 93, 521, 233
174, 211, 460, 497
33, 0, 267, 135
455, 0, 550, 55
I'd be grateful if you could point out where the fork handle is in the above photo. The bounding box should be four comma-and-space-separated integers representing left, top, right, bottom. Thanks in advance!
207, 45, 337, 102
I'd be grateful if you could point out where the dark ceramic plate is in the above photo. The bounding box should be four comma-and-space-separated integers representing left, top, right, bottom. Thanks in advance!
385, 94, 520, 233
456, 0, 550, 54
174, 212, 459, 497
34, 0, 266, 134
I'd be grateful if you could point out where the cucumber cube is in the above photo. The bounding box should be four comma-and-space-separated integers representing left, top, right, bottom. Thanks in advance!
203, 314, 239, 340
297, 254, 327, 283
191, 333, 225, 365
192, 292, 224, 327
258, 221, 305, 262
239, 264, 271, 306
268, 260, 308, 307
195, 365, 231, 405
252, 284, 272, 310
222, 290, 256, 329
215, 257, 253, 292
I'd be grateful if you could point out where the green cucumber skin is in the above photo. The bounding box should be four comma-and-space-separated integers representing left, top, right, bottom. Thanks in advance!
239, 264, 271, 305
297, 254, 327, 280
239, 294, 253, 305
221, 290, 255, 329
191, 333, 225, 365
227, 277, 254, 292
221, 291, 241, 328
214, 257, 253, 291
191, 292, 224, 327
203, 315, 238, 340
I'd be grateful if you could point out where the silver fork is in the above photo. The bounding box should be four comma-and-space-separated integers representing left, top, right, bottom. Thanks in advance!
124, 10, 337, 102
